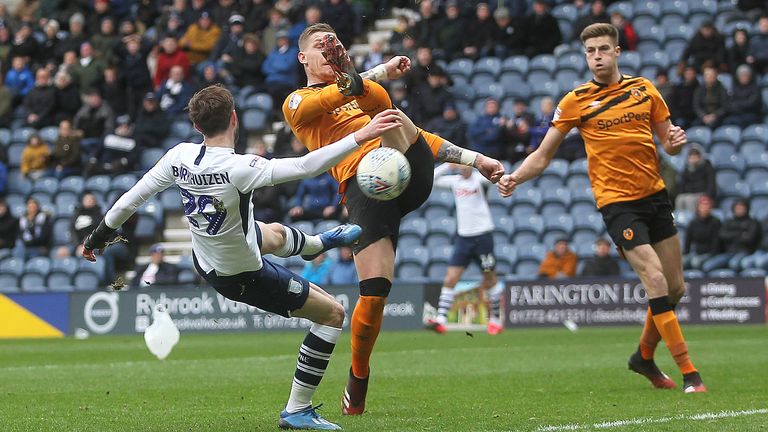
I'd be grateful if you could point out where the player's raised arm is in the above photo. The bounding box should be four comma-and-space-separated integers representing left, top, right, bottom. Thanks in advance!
497, 127, 567, 197
360, 55, 412, 82
82, 150, 176, 261
653, 120, 687, 156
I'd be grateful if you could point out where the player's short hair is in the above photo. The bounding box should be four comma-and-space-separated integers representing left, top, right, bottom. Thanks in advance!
187, 84, 234, 137
580, 23, 619, 46
298, 23, 335, 50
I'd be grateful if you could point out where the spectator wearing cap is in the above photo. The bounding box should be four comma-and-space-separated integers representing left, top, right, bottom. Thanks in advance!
679, 22, 727, 73
288, 6, 322, 47
0, 72, 11, 127
5, 56, 34, 106
244, 0, 271, 34
524, 0, 562, 58
131, 244, 179, 288
539, 238, 578, 279
71, 42, 106, 98
676, 146, 716, 212
24, 67, 56, 128
211, 13, 245, 66
116, 34, 153, 120
262, 30, 299, 113
9, 21, 38, 63
723, 64, 763, 128
747, 15, 768, 74
180, 11, 222, 65
74, 89, 115, 157
683, 195, 721, 269
55, 13, 87, 60
572, 0, 609, 42
91, 17, 119, 64
159, 0, 195, 35
87, 0, 113, 38
425, 104, 467, 150
229, 33, 266, 89
581, 239, 620, 277
492, 6, 526, 58
100, 66, 128, 118
53, 70, 81, 123
211, 0, 240, 30
133, 92, 169, 150
154, 35, 191, 89
50, 119, 82, 179
157, 65, 193, 116
261, 8, 289, 56
410, 66, 455, 125
668, 65, 699, 129
434, 0, 465, 61
692, 66, 729, 128
468, 98, 505, 161
322, 0, 354, 47
158, 11, 187, 41
39, 19, 62, 66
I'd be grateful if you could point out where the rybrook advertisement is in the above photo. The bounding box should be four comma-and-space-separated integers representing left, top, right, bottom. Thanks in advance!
504, 277, 766, 327
70, 285, 425, 335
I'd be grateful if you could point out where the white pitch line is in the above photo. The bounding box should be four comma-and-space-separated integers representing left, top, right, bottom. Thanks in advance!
535, 408, 768, 431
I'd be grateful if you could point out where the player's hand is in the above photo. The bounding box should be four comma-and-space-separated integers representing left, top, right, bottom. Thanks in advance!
473, 154, 505, 183
384, 56, 411, 80
667, 124, 687, 150
497, 174, 519, 198
354, 109, 402, 143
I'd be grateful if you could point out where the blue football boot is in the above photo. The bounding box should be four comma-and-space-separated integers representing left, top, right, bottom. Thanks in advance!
301, 224, 362, 261
279, 404, 342, 430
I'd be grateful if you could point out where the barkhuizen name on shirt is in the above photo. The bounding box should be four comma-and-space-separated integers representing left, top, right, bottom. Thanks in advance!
172, 166, 231, 186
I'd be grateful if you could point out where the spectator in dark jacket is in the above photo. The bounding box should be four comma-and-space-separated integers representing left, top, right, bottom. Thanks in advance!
229, 33, 266, 89
211, 14, 245, 65
50, 119, 82, 180
53, 71, 81, 123
426, 105, 467, 149
679, 22, 727, 72
463, 3, 496, 59
676, 146, 717, 212
134, 93, 169, 149
389, 80, 416, 120
611, 12, 637, 51
572, 0, 609, 42
38, 19, 62, 66
321, 0, 355, 48
723, 64, 763, 128
55, 13, 87, 61
410, 66, 454, 126
492, 7, 526, 58
692, 66, 729, 128
0, 199, 18, 252
74, 90, 116, 157
434, 1, 465, 61
524, 0, 562, 58
0, 73, 12, 127
19, 198, 52, 259
24, 68, 56, 128
684, 195, 721, 269
116, 35, 153, 120
70, 192, 102, 247
746, 15, 768, 74
410, 0, 440, 49
669, 66, 699, 128
245, 0, 271, 34
91, 17, 119, 64
71, 42, 106, 98
210, 0, 240, 30
8, 22, 38, 63
468, 98, 504, 160
131, 244, 179, 288
703, 199, 761, 271
581, 238, 620, 276
728, 28, 750, 73
157, 65, 193, 116
288, 172, 341, 221
404, 46, 436, 96
100, 66, 128, 118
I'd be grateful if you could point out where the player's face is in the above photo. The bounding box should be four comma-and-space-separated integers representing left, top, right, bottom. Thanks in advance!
299, 31, 336, 84
584, 36, 619, 80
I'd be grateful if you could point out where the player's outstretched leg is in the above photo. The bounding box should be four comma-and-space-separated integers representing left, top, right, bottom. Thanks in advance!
259, 222, 362, 261
427, 266, 462, 334
280, 285, 345, 430
484, 272, 503, 335
628, 308, 675, 389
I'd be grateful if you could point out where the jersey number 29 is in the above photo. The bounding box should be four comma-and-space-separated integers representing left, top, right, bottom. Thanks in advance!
179, 186, 227, 235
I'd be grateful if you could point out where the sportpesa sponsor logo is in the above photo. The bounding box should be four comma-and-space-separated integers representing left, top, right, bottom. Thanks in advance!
597, 111, 651, 130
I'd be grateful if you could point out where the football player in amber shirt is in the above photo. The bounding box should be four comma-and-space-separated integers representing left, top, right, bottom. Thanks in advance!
498, 23, 706, 394
283, 23, 504, 416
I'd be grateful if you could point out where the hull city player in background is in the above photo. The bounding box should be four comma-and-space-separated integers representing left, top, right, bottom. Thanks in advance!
497, 23, 707, 393
81, 84, 405, 430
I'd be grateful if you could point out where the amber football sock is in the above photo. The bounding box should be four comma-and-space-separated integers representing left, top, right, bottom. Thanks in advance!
649, 296, 697, 375
350, 295, 387, 379
639, 307, 661, 360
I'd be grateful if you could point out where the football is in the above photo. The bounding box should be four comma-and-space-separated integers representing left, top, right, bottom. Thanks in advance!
356, 147, 412, 201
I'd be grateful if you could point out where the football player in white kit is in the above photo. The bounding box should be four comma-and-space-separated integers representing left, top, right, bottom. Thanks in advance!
81, 85, 404, 430
426, 164, 504, 335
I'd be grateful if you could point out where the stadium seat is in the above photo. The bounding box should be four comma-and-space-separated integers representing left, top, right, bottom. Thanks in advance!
511, 188, 542, 215
741, 141, 766, 163
529, 55, 556, 75
159, 187, 181, 211
708, 268, 736, 278
177, 269, 197, 284
0, 128, 10, 145
660, 14, 686, 31
398, 246, 429, 267
426, 262, 448, 280
712, 153, 746, 173
516, 242, 546, 262
243, 93, 273, 112
473, 57, 502, 78
134, 214, 158, 242
556, 53, 586, 73
52, 218, 73, 246
541, 187, 571, 214
447, 58, 474, 78
504, 82, 531, 101
618, 51, 641, 71
0, 274, 20, 293
512, 215, 544, 246
46, 271, 74, 292
25, 256, 51, 276
635, 25, 666, 46
73, 271, 101, 291
565, 175, 591, 190
451, 85, 475, 102
553, 3, 578, 21
140, 148, 165, 171
473, 82, 505, 100
79, 259, 106, 282
501, 56, 529, 76
400, 217, 428, 240
633, 0, 661, 19
31, 177, 58, 195
11, 127, 36, 144
58, 176, 85, 195
742, 124, 768, 144
429, 245, 453, 265
38, 126, 58, 143
660, 0, 689, 18
555, 70, 582, 90
243, 109, 268, 133
740, 268, 766, 278
20, 273, 47, 292
428, 218, 456, 239
0, 257, 24, 276
531, 81, 560, 99
84, 175, 111, 195
7, 143, 25, 168
51, 256, 78, 275
138, 198, 165, 224
542, 215, 574, 246
744, 169, 768, 185
494, 243, 518, 267
640, 51, 670, 70
688, 0, 716, 15
111, 174, 138, 192
709, 143, 737, 163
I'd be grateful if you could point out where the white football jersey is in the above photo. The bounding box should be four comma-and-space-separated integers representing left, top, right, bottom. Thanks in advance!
105, 135, 358, 276
434, 165, 494, 237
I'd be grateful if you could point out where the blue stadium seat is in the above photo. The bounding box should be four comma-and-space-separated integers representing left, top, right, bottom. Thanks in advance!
619, 51, 641, 71
571, 229, 598, 247
640, 51, 670, 70
709, 142, 736, 162
473, 82, 505, 100
511, 188, 542, 214
743, 144, 768, 168
0, 257, 24, 276
11, 127, 36, 144
79, 259, 106, 282
712, 153, 745, 173
243, 109, 268, 133
398, 246, 429, 267
38, 126, 58, 143
7, 143, 25, 168
568, 158, 588, 176
51, 217, 72, 246
429, 245, 453, 265
178, 269, 198, 284
541, 187, 571, 213
0, 128, 10, 145
555, 70, 582, 90
494, 244, 518, 268
660, 14, 685, 30
531, 81, 560, 98
428, 218, 456, 239
512, 215, 544, 246
741, 268, 766, 278
423, 205, 452, 220
58, 176, 84, 195
556, 53, 586, 73
517, 243, 546, 262
170, 120, 192, 139
708, 268, 736, 278
608, 1, 634, 18
400, 217, 428, 240
25, 256, 51, 276
543, 215, 574, 246
397, 263, 425, 280
51, 256, 78, 275
742, 124, 768, 144
20, 273, 47, 292
685, 126, 712, 147
134, 214, 158, 242
84, 175, 112, 195
501, 56, 529, 76
636, 25, 665, 45
447, 58, 474, 78
140, 148, 165, 171
243, 93, 273, 112
633, 0, 661, 19
159, 187, 181, 211
111, 174, 138, 192
660, 0, 689, 18
666, 23, 693, 43
529, 55, 556, 74
73, 271, 100, 291
688, 0, 716, 15
30, 177, 58, 196
451, 85, 475, 103
744, 169, 768, 185
504, 82, 531, 102
0, 274, 20, 293
473, 57, 501, 78
553, 3, 578, 21
425, 262, 448, 280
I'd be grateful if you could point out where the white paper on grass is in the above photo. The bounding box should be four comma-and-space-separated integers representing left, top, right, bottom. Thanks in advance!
144, 304, 180, 360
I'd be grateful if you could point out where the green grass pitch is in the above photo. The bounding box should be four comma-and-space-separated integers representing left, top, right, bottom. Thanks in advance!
1, 325, 766, 431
